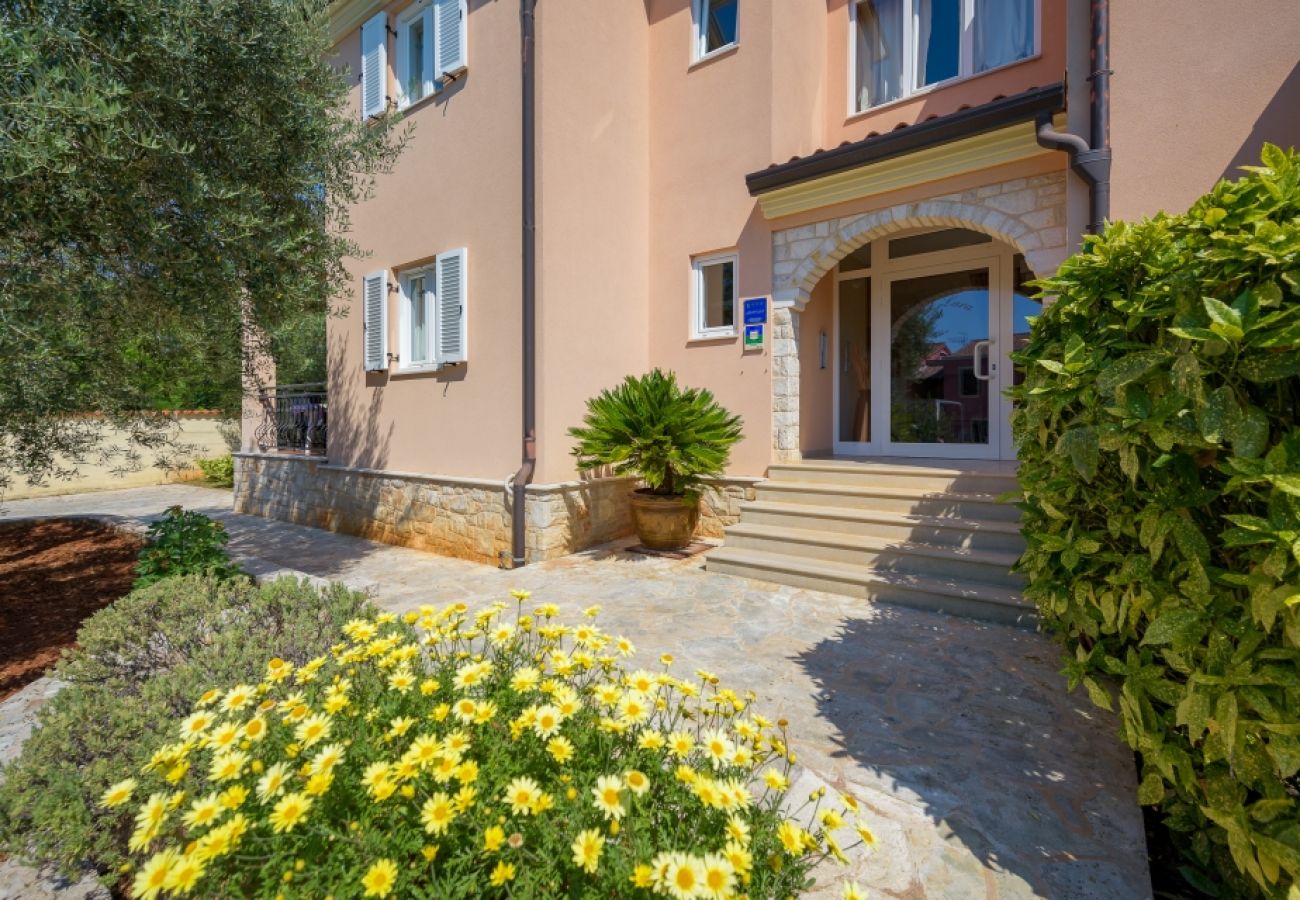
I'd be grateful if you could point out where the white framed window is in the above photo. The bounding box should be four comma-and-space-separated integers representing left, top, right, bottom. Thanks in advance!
398, 264, 436, 369
692, 0, 739, 62
396, 1, 435, 108
851, 0, 1037, 113
692, 252, 738, 339
395, 247, 469, 371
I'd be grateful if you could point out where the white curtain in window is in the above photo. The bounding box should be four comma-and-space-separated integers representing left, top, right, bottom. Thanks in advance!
972, 0, 1033, 73
856, 0, 904, 109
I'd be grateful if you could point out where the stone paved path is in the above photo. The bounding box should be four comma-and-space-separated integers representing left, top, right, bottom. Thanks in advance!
0, 485, 1152, 898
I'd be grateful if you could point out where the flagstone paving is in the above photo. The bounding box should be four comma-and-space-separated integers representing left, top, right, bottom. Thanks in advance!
1, 485, 1151, 898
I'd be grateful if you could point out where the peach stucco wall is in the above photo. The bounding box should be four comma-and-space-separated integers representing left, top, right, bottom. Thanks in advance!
534, 3, 651, 483
321, 0, 1076, 483
330, 0, 522, 480
1109, 0, 1300, 222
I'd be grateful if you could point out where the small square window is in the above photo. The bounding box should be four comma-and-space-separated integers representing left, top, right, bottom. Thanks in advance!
694, 0, 739, 61
400, 266, 435, 368
693, 253, 737, 338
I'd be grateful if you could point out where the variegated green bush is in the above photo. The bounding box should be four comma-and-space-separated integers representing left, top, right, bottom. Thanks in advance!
1011, 144, 1300, 897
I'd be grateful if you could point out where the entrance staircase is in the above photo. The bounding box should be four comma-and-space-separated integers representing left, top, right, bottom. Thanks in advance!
705, 459, 1033, 625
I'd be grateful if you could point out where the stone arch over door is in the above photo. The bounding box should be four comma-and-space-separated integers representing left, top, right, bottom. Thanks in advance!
769, 171, 1071, 460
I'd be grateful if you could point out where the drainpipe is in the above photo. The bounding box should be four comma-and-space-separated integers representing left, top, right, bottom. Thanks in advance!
1036, 0, 1111, 232
510, 0, 538, 568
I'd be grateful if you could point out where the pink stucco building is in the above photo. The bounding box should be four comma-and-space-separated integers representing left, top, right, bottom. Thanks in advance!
236, 0, 1300, 619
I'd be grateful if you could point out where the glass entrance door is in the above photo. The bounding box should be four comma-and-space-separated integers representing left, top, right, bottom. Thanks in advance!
880, 265, 997, 457
832, 230, 1023, 460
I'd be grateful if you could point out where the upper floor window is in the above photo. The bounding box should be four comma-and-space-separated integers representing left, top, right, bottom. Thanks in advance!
853, 0, 1036, 112
396, 1, 435, 108
693, 0, 739, 61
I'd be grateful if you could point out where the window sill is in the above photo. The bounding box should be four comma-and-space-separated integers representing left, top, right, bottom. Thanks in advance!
689, 43, 739, 71
392, 364, 440, 377
687, 331, 739, 345
845, 52, 1041, 123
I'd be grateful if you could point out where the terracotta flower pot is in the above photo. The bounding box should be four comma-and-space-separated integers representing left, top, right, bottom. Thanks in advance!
629, 489, 699, 551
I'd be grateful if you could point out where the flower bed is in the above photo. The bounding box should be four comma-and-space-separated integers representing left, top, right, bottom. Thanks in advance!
114, 593, 873, 898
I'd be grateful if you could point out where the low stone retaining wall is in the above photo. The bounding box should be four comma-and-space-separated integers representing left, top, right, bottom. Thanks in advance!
234, 453, 759, 565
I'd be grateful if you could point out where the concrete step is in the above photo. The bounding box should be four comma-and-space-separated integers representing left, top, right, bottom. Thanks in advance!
754, 480, 1022, 522
766, 461, 1021, 495
738, 500, 1026, 554
722, 522, 1025, 590
705, 545, 1035, 627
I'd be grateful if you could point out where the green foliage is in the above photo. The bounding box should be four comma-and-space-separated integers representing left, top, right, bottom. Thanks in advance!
0, 0, 406, 494
1011, 144, 1300, 896
195, 454, 235, 488
0, 575, 374, 881
568, 370, 744, 500
135, 507, 244, 588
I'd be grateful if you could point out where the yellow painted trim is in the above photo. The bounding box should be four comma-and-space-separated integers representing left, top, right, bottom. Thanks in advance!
757, 116, 1065, 220
329, 0, 385, 47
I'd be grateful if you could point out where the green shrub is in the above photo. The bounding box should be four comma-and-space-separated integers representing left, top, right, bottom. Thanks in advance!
568, 369, 744, 501
135, 505, 243, 588
1011, 144, 1300, 896
0, 575, 374, 882
195, 454, 234, 488
112, 598, 870, 899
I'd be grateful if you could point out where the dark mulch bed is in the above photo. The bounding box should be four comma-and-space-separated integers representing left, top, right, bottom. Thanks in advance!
0, 519, 143, 700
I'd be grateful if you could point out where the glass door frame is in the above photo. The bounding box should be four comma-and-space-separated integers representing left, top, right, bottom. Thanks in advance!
832, 235, 1020, 460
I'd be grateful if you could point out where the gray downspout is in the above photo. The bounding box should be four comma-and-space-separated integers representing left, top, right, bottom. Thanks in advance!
511, 0, 537, 567
1036, 0, 1111, 233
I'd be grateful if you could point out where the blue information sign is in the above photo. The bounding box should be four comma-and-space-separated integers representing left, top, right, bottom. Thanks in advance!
743, 324, 764, 348
742, 297, 768, 325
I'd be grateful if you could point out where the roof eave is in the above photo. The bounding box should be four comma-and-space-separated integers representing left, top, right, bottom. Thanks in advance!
745, 82, 1067, 197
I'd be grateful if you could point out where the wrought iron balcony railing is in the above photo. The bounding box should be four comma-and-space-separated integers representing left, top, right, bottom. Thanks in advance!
255, 383, 327, 454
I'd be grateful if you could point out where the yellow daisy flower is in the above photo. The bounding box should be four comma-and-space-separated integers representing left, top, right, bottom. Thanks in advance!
101, 778, 136, 808
625, 769, 650, 796
361, 858, 398, 898
420, 792, 456, 835
257, 762, 290, 801
163, 852, 205, 894
483, 825, 506, 852
503, 776, 544, 816
268, 793, 312, 833
132, 849, 178, 900
533, 705, 563, 739
663, 854, 706, 900
294, 713, 331, 748
489, 860, 517, 886
220, 684, 255, 713
667, 731, 695, 758
547, 735, 575, 763
842, 880, 868, 900
571, 828, 604, 874
592, 775, 625, 820
182, 793, 223, 829
701, 853, 735, 898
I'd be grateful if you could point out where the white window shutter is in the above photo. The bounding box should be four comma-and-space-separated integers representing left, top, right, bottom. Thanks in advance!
434, 0, 467, 80
362, 271, 388, 371
435, 249, 467, 365
360, 11, 388, 118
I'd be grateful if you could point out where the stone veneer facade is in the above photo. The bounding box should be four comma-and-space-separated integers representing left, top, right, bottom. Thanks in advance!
769, 171, 1070, 460
234, 453, 758, 565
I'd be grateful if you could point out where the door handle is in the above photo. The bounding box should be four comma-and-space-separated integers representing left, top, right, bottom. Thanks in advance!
973, 340, 991, 381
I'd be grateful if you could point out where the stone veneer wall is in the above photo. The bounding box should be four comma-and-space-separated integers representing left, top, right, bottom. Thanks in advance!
769, 171, 1071, 460
234, 453, 758, 565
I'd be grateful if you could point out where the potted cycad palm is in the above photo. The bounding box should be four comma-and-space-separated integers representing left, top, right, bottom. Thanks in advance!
569, 369, 743, 550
